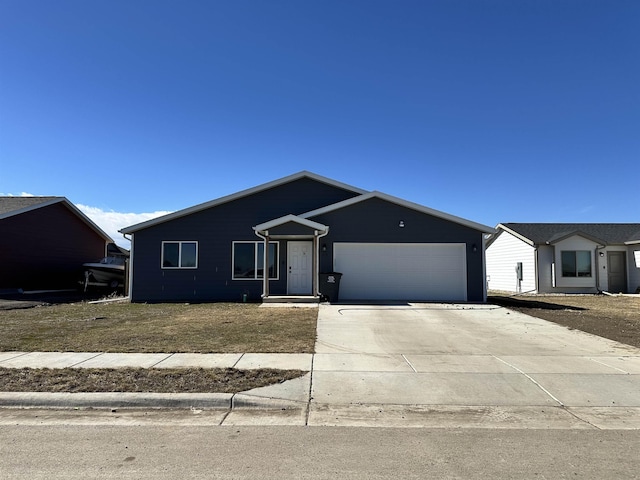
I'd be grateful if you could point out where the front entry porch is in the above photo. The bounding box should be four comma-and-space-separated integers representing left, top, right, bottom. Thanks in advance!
253, 214, 330, 302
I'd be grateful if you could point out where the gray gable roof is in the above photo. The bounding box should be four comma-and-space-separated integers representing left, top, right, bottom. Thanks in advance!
121, 171, 367, 234
0, 196, 62, 217
0, 196, 113, 242
498, 223, 640, 246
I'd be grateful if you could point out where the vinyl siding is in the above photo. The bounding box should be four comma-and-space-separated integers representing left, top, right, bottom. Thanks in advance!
536, 245, 555, 293
129, 181, 487, 303
0, 203, 107, 289
309, 197, 485, 302
485, 231, 536, 293
627, 246, 640, 293
129, 177, 360, 302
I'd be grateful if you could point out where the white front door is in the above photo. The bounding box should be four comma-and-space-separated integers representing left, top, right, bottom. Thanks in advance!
287, 241, 313, 295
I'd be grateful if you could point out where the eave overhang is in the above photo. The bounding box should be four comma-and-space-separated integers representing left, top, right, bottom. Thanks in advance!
493, 224, 536, 247
253, 214, 329, 237
546, 230, 607, 246
120, 171, 365, 234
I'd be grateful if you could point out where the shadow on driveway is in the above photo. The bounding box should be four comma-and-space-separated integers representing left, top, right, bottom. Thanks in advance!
488, 296, 586, 311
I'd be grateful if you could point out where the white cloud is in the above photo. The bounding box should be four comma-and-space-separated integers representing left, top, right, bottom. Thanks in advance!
0, 192, 35, 197
1, 192, 172, 249
76, 205, 173, 248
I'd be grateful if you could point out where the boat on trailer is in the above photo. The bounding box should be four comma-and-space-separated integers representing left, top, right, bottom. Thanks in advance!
82, 243, 128, 290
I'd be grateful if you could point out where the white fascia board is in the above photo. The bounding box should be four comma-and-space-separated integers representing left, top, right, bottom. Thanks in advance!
484, 229, 503, 249
120, 171, 367, 234
625, 239, 640, 245
495, 224, 536, 247
253, 214, 329, 233
302, 191, 495, 234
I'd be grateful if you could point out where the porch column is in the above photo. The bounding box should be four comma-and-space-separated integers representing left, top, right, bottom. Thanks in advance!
262, 232, 270, 298
313, 231, 319, 297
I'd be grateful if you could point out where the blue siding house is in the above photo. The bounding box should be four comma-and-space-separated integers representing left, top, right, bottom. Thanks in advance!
121, 172, 493, 303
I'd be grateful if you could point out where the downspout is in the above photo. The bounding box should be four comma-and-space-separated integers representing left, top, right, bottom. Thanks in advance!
595, 245, 606, 293
254, 229, 269, 299
481, 234, 487, 302
123, 233, 133, 300
534, 246, 539, 293
316, 228, 330, 297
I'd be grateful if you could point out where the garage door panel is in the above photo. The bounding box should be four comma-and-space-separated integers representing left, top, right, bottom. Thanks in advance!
334, 243, 466, 301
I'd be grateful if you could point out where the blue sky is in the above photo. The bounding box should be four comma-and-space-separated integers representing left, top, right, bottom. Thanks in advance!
1, 1, 638, 246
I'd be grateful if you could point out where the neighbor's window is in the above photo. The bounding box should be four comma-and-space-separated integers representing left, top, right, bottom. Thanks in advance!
561, 251, 591, 277
232, 241, 278, 280
162, 241, 198, 268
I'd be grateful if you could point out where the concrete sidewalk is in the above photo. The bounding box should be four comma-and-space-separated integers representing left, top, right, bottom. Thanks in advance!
0, 352, 313, 414
2, 303, 640, 429
0, 351, 312, 370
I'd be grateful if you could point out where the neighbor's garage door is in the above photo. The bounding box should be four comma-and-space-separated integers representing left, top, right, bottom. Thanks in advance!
333, 243, 467, 301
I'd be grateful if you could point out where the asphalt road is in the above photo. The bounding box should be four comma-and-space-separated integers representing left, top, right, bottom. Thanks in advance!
1, 420, 639, 479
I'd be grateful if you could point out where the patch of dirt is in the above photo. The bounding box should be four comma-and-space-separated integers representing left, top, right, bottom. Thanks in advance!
489, 294, 640, 348
0, 367, 306, 393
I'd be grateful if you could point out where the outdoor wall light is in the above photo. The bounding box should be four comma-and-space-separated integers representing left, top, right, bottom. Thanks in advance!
322, 244, 327, 252
472, 244, 478, 253
399, 221, 405, 228
599, 251, 605, 257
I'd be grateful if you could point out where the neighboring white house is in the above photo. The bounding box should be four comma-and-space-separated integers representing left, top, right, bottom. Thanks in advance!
486, 223, 640, 294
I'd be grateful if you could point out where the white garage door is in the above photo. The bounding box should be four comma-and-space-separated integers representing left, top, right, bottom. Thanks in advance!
333, 243, 467, 301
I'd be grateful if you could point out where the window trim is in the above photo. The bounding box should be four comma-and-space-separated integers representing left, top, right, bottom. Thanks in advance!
232, 241, 279, 280
161, 241, 198, 269
561, 250, 591, 278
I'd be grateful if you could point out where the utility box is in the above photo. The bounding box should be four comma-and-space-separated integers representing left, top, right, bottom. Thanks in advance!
319, 272, 342, 303
516, 262, 523, 281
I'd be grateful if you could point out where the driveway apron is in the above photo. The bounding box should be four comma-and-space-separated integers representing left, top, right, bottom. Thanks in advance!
310, 303, 640, 428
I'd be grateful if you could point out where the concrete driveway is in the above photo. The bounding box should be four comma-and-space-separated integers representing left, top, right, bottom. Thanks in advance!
308, 303, 640, 428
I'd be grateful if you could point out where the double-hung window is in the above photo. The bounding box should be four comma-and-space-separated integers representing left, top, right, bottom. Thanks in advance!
162, 241, 198, 269
232, 241, 278, 280
561, 250, 591, 277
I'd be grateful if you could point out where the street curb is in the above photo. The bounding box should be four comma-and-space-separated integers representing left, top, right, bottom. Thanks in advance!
0, 392, 233, 409
232, 393, 307, 410
0, 392, 307, 410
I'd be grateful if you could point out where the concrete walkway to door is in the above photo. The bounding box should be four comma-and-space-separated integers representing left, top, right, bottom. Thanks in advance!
309, 303, 640, 429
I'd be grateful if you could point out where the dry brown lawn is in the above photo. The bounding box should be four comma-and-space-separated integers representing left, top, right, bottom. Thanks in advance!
489, 293, 640, 348
0, 301, 315, 393
0, 301, 317, 353
0, 367, 305, 393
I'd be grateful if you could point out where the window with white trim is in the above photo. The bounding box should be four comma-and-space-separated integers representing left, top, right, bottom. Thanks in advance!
561, 250, 591, 277
232, 241, 278, 280
162, 241, 198, 269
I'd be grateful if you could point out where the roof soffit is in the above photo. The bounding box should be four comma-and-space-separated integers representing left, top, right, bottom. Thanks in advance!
494, 224, 537, 246
253, 214, 329, 233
